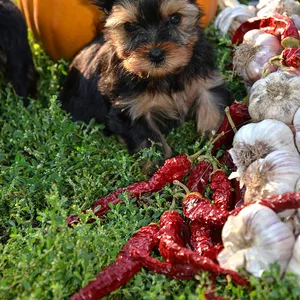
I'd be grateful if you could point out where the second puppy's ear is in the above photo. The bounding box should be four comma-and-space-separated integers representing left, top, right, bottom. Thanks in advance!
90, 0, 115, 14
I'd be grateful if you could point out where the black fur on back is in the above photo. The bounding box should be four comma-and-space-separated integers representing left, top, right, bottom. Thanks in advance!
0, 0, 37, 104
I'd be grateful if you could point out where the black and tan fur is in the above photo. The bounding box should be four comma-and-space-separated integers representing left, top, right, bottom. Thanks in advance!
0, 0, 37, 104
61, 0, 232, 158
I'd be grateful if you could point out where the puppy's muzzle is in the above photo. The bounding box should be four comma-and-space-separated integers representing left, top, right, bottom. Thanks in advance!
149, 48, 165, 64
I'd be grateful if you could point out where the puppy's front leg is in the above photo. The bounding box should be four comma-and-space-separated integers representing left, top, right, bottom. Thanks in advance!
107, 108, 172, 158
195, 75, 232, 135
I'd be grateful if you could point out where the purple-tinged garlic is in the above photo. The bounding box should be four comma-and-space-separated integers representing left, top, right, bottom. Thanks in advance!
233, 29, 282, 83
286, 235, 300, 276
217, 204, 295, 277
242, 150, 300, 204
229, 119, 298, 179
249, 71, 300, 124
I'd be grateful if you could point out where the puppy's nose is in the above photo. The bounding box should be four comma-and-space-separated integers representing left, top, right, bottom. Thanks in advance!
149, 48, 165, 64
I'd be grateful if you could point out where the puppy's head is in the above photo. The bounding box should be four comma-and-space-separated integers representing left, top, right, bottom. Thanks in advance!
92, 0, 202, 78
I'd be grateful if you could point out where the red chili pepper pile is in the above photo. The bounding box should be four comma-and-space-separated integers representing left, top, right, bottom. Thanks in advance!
68, 136, 300, 299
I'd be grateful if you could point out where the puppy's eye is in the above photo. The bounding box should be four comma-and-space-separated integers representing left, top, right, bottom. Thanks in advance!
124, 22, 139, 32
168, 13, 181, 25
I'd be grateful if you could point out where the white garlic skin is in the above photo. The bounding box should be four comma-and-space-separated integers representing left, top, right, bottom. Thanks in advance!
249, 71, 300, 125
294, 107, 300, 153
229, 119, 298, 178
242, 150, 300, 204
214, 5, 256, 37
257, 0, 300, 18
286, 235, 300, 276
218, 204, 295, 277
233, 30, 282, 83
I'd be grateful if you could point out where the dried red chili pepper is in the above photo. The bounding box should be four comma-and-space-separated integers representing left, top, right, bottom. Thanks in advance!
232, 14, 300, 46
202, 243, 224, 262
258, 192, 300, 213
282, 48, 300, 68
158, 211, 248, 286
229, 192, 300, 217
218, 150, 235, 169
70, 224, 160, 300
210, 170, 233, 211
67, 154, 192, 226
131, 250, 197, 280
189, 221, 214, 255
213, 102, 251, 154
186, 161, 213, 194
183, 193, 230, 227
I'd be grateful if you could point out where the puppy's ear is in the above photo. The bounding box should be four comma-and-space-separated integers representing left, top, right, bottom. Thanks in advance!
90, 0, 115, 13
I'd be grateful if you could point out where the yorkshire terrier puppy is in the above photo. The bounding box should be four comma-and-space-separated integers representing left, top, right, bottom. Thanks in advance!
0, 0, 37, 104
61, 0, 232, 158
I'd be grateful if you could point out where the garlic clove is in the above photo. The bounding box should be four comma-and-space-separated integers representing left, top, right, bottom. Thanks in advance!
218, 204, 295, 277
249, 71, 300, 125
286, 235, 300, 276
229, 119, 298, 179
242, 150, 300, 204
233, 30, 282, 83
293, 107, 300, 153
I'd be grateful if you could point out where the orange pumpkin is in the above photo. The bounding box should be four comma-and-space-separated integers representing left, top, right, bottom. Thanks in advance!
18, 0, 218, 61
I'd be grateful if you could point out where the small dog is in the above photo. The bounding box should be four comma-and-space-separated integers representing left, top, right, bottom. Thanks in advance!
0, 0, 37, 104
61, 0, 232, 158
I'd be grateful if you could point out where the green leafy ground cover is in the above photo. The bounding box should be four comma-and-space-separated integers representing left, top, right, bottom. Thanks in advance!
0, 23, 300, 299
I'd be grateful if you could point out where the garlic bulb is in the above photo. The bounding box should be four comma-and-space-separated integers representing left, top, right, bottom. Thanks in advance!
242, 150, 300, 204
286, 235, 300, 276
249, 71, 300, 124
217, 204, 295, 277
229, 119, 298, 178
294, 107, 300, 152
233, 30, 282, 83
257, 0, 300, 18
215, 5, 257, 37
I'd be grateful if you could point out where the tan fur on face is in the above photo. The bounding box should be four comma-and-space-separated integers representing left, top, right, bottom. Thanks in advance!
105, 2, 138, 29
104, 2, 138, 59
123, 41, 195, 77
160, 0, 200, 29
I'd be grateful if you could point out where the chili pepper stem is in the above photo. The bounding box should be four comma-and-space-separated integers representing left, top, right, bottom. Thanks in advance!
196, 155, 218, 172
173, 180, 191, 195
173, 192, 187, 200
189, 148, 208, 161
225, 107, 237, 134
189, 132, 225, 162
